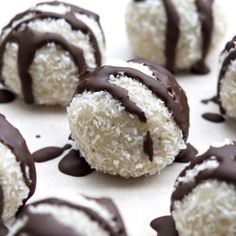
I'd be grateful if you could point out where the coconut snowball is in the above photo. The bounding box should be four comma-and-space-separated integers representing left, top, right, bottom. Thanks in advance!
0, 1, 105, 106
171, 143, 236, 236
218, 36, 236, 119
126, 0, 224, 74
8, 195, 127, 236
0, 114, 36, 231
67, 59, 189, 178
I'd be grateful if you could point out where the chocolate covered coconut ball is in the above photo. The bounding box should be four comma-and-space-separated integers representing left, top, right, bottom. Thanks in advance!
67, 59, 189, 178
0, 114, 36, 233
171, 143, 236, 236
0, 1, 105, 106
218, 36, 236, 119
8, 195, 127, 236
126, 0, 224, 74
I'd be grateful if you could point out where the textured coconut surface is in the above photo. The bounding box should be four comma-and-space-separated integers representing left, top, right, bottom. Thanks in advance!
1, 0, 236, 235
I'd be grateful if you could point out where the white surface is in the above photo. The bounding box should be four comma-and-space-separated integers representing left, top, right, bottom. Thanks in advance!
1, 1, 236, 235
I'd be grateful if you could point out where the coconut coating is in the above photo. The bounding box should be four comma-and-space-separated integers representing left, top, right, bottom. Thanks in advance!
218, 36, 236, 119
8, 195, 127, 236
126, 0, 224, 73
0, 114, 36, 230
171, 143, 236, 236
67, 60, 188, 178
0, 1, 105, 106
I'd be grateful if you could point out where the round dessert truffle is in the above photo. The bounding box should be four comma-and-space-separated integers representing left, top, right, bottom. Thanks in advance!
125, 0, 224, 74
171, 143, 236, 236
0, 1, 105, 106
67, 59, 189, 178
218, 36, 236, 119
9, 195, 127, 236
0, 114, 36, 233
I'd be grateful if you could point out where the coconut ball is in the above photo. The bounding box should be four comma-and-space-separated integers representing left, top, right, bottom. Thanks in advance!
0, 114, 36, 233
67, 59, 189, 178
218, 36, 236, 119
8, 195, 127, 236
0, 1, 105, 106
125, 0, 224, 74
171, 143, 236, 236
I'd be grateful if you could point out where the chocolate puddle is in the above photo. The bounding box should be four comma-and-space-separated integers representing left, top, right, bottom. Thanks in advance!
58, 149, 93, 177
175, 143, 198, 163
202, 112, 225, 123
32, 144, 71, 163
201, 95, 218, 105
150, 215, 178, 236
0, 89, 15, 103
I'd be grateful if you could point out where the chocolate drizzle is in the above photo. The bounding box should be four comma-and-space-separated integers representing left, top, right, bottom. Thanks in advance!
171, 143, 236, 211
162, 0, 180, 72
0, 1, 104, 103
175, 143, 198, 163
143, 131, 154, 161
32, 144, 72, 163
191, 0, 214, 74
202, 112, 225, 123
218, 36, 236, 114
0, 114, 36, 224
0, 89, 15, 103
58, 149, 93, 177
150, 215, 178, 236
76, 62, 189, 140
16, 198, 127, 236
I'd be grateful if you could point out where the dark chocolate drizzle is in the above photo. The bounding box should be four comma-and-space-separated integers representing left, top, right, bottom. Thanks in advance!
76, 61, 189, 140
16, 197, 127, 236
175, 143, 198, 163
162, 0, 180, 73
0, 89, 15, 103
150, 215, 178, 236
201, 95, 218, 105
32, 144, 71, 163
218, 36, 236, 114
58, 149, 93, 177
202, 112, 225, 123
171, 143, 236, 211
0, 1, 104, 103
0, 114, 36, 224
143, 131, 154, 161
191, 0, 214, 74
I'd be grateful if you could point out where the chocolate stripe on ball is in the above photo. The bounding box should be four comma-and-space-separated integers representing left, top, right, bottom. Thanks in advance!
171, 143, 236, 210
0, 114, 36, 200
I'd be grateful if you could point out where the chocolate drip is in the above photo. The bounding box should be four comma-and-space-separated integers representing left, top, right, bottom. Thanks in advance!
175, 143, 198, 163
58, 149, 93, 177
150, 215, 178, 236
0, 1, 104, 103
76, 62, 189, 140
143, 131, 154, 161
171, 143, 236, 210
17, 198, 126, 236
0, 186, 8, 235
191, 0, 214, 74
201, 95, 218, 105
202, 112, 225, 123
218, 36, 236, 114
0, 114, 36, 217
162, 0, 180, 72
32, 144, 71, 163
0, 89, 15, 103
